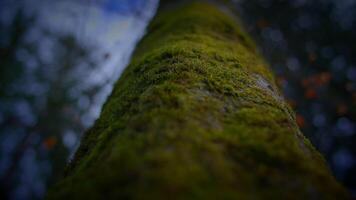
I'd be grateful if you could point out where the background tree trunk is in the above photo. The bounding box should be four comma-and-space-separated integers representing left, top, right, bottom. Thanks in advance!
47, 1, 348, 199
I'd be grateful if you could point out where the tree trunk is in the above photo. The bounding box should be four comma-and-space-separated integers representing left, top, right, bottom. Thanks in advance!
47, 1, 349, 199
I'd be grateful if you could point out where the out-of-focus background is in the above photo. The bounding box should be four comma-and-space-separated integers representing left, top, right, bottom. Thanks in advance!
0, 0, 158, 199
235, 0, 356, 194
0, 0, 354, 199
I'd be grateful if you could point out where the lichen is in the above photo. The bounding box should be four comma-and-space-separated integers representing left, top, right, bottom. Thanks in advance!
47, 1, 349, 199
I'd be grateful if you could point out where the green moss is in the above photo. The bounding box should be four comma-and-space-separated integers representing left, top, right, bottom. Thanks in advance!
47, 1, 349, 199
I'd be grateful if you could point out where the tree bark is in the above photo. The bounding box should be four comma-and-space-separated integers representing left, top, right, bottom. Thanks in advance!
47, 1, 349, 199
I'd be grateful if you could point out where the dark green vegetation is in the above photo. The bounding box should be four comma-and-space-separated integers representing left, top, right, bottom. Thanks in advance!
47, 1, 349, 199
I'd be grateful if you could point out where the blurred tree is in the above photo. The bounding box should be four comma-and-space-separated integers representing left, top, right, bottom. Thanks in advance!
47, 1, 349, 199
0, 8, 102, 200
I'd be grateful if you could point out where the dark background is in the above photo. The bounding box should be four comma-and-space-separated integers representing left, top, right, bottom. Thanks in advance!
234, 0, 356, 194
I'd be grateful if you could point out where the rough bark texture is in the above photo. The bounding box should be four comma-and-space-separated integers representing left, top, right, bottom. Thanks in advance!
47, 1, 349, 199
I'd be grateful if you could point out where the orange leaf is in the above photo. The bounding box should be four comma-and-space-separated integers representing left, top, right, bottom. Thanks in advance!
287, 99, 297, 108
296, 114, 305, 128
337, 104, 348, 116
257, 19, 269, 29
305, 88, 317, 99
43, 137, 57, 150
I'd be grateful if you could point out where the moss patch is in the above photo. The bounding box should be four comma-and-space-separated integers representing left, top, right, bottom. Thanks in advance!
47, 1, 349, 199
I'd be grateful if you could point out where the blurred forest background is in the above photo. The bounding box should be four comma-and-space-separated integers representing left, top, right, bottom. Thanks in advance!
0, 0, 355, 199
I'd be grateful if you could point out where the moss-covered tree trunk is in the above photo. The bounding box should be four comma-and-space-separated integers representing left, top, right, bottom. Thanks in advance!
47, 1, 349, 199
